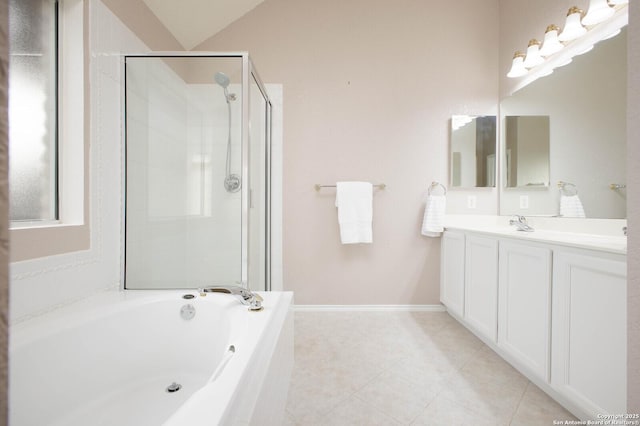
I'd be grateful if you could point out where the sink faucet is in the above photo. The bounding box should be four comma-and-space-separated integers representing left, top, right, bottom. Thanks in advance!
509, 215, 534, 232
199, 285, 263, 311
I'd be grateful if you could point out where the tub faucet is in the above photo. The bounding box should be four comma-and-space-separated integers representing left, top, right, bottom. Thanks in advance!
509, 215, 534, 232
200, 285, 263, 311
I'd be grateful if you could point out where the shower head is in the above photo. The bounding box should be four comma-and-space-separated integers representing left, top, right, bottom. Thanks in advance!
214, 72, 230, 88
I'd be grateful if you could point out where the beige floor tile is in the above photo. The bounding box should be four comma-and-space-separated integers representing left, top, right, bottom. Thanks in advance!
287, 312, 575, 426
303, 394, 403, 426
412, 395, 505, 426
510, 383, 578, 425
386, 350, 460, 393
282, 411, 298, 426
286, 367, 353, 422
438, 367, 528, 424
457, 346, 530, 390
352, 370, 439, 424
407, 311, 459, 330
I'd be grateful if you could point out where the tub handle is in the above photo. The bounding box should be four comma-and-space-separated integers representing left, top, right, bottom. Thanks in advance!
208, 345, 236, 383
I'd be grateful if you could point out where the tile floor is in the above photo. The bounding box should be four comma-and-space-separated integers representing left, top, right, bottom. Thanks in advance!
284, 311, 577, 425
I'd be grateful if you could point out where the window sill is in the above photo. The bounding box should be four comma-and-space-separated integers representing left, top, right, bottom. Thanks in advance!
10, 223, 90, 262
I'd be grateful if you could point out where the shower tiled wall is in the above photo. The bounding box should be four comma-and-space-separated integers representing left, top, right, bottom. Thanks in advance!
125, 66, 243, 288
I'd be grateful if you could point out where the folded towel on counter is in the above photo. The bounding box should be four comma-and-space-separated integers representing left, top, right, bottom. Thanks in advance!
560, 194, 586, 218
421, 194, 446, 237
335, 182, 373, 244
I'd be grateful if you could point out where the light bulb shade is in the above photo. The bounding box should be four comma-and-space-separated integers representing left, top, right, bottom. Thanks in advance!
523, 40, 544, 68
602, 27, 622, 40
507, 52, 527, 78
582, 0, 614, 25
559, 7, 587, 42
540, 25, 564, 57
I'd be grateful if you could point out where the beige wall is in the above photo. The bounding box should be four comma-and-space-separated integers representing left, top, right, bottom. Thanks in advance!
627, 0, 639, 414
194, 0, 500, 305
101, 0, 183, 51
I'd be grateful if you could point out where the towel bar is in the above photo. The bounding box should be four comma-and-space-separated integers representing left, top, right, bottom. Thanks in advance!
610, 183, 626, 190
314, 183, 386, 191
428, 181, 447, 195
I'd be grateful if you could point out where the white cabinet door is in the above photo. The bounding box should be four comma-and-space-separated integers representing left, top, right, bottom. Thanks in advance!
464, 235, 498, 342
552, 251, 627, 418
498, 241, 551, 382
440, 231, 465, 317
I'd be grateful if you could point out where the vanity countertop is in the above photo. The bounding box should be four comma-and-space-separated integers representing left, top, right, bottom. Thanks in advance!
443, 215, 627, 255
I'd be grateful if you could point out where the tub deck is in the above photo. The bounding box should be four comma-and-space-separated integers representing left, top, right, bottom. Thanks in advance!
10, 290, 293, 426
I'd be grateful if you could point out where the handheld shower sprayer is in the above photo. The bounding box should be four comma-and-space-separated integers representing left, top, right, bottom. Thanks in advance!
215, 72, 241, 193
214, 71, 230, 88
214, 72, 237, 103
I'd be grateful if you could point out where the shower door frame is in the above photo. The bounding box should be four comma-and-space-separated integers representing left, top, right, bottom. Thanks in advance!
121, 52, 272, 291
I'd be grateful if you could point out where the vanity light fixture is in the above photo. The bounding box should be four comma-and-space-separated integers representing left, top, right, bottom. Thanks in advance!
559, 7, 587, 42
507, 52, 528, 78
506, 2, 626, 87
539, 25, 565, 57
582, 0, 614, 26
523, 39, 545, 68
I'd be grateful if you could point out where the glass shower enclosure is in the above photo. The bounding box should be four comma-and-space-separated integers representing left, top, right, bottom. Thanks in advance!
123, 53, 271, 292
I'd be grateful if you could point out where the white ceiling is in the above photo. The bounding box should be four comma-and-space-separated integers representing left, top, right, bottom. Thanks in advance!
142, 0, 265, 50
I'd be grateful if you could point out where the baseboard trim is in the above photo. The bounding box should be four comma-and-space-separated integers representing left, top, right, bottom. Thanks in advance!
293, 304, 446, 312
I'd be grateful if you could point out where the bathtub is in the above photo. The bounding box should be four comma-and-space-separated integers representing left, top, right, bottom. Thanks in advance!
10, 289, 294, 426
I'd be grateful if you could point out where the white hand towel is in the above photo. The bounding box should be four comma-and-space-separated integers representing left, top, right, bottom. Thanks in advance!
560, 194, 586, 218
335, 182, 373, 244
421, 195, 446, 237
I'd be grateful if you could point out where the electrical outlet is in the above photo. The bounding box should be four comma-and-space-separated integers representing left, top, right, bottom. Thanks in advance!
467, 195, 477, 209
519, 195, 529, 209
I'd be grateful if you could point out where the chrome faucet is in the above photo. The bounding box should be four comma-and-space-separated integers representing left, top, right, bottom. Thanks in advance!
200, 285, 263, 311
509, 215, 534, 232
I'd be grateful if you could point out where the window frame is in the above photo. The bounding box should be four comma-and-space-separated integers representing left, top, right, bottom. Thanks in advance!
10, 0, 89, 262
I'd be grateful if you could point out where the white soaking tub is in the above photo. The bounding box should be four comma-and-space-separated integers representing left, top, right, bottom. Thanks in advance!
10, 290, 294, 426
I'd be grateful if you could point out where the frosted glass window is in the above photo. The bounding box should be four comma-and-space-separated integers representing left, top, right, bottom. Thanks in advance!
9, 0, 58, 222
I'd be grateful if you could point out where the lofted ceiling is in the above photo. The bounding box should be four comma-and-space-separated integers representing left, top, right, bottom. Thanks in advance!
142, 0, 265, 50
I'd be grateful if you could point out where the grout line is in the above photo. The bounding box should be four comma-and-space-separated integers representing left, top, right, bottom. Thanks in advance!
508, 380, 531, 425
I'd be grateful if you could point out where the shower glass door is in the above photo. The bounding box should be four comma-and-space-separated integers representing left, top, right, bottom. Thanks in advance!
248, 69, 271, 292
124, 55, 256, 289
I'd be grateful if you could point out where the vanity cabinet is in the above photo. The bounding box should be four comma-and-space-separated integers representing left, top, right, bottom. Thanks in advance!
551, 250, 627, 417
440, 229, 627, 420
440, 231, 465, 318
498, 241, 551, 382
464, 235, 498, 342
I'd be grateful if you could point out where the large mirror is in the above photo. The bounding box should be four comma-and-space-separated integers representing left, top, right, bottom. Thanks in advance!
504, 116, 550, 188
500, 28, 626, 218
450, 115, 496, 188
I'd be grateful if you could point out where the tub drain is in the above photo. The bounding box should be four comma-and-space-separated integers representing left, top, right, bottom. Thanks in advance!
166, 382, 182, 393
